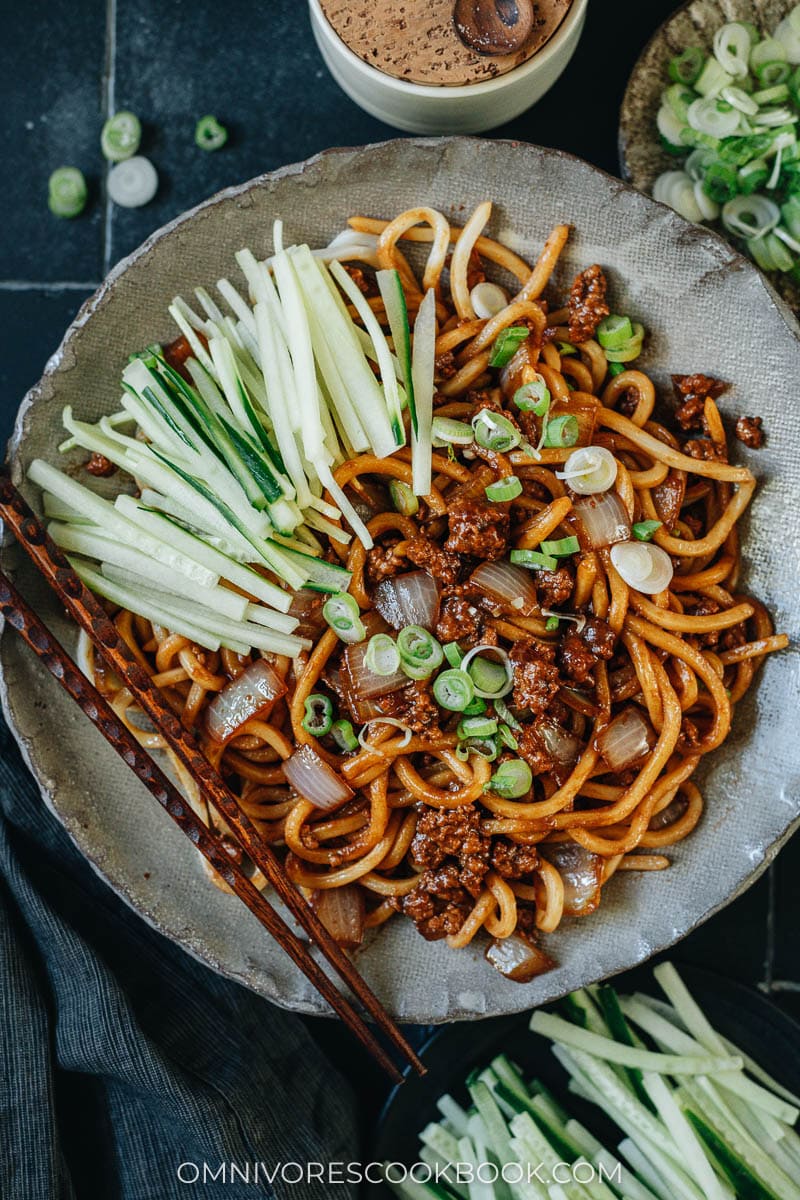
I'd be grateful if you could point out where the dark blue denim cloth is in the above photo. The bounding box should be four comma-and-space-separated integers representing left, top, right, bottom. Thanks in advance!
0, 709, 358, 1199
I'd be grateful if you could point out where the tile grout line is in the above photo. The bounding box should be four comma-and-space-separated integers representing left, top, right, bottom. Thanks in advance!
101, 0, 118, 278
0, 282, 100, 292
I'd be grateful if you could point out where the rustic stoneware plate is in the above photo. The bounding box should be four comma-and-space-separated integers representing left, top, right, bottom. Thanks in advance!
1, 137, 799, 1022
619, 0, 800, 311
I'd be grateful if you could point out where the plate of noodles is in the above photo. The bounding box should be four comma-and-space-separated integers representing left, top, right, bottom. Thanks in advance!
1, 137, 798, 1022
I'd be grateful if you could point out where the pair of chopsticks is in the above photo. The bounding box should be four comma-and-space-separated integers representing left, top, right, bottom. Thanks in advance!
0, 474, 424, 1083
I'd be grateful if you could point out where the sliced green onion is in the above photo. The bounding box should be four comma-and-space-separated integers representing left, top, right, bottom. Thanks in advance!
365, 633, 401, 676
323, 591, 366, 643
433, 669, 475, 712
431, 416, 473, 446
443, 641, 464, 668
101, 111, 142, 162
604, 322, 645, 364
543, 414, 580, 448
751, 36, 788, 73
389, 479, 419, 517
488, 326, 529, 368
695, 56, 733, 97
597, 314, 634, 350
498, 724, 519, 750
330, 718, 359, 752
494, 697, 521, 730
510, 548, 558, 571
397, 625, 443, 677
107, 156, 158, 208
753, 80, 791, 103
513, 377, 550, 413
632, 520, 663, 542
540, 535, 580, 557
195, 115, 228, 151
738, 158, 770, 194
545, 615, 560, 631
468, 656, 508, 697
608, 361, 626, 377
48, 167, 88, 218
302, 693, 334, 736
472, 409, 521, 453
485, 475, 522, 502
462, 696, 487, 716
457, 715, 498, 739
460, 735, 499, 762
487, 759, 533, 798
668, 47, 705, 86
556, 341, 577, 357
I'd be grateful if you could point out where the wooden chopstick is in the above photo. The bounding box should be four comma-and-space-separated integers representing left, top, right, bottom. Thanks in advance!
0, 567, 407, 1084
0, 475, 425, 1080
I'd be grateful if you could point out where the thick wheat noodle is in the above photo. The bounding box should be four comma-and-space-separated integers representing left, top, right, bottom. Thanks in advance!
450, 201, 493, 320
535, 859, 565, 932
90, 210, 787, 980
347, 215, 533, 282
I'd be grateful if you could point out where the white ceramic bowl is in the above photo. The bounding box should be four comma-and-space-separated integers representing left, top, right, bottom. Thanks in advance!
308, 0, 589, 134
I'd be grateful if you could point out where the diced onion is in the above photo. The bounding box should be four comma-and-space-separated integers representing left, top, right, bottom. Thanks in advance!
312, 885, 366, 949
470, 560, 538, 616
573, 492, 631, 549
485, 935, 555, 982
539, 843, 604, 916
596, 706, 655, 771
373, 571, 440, 630
341, 640, 408, 700
610, 541, 674, 593
205, 659, 286, 743
556, 446, 617, 495
537, 718, 582, 768
282, 744, 354, 811
107, 156, 158, 208
470, 281, 509, 319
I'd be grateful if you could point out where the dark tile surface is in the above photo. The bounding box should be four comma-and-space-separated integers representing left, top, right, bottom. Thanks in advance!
1, 0, 106, 282
1, 0, 798, 1136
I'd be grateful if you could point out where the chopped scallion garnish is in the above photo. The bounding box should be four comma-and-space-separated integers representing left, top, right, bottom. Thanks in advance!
632, 519, 663, 541
330, 718, 359, 753
195, 115, 228, 151
302, 693, 334, 737
48, 167, 88, 219
488, 326, 529, 368
485, 475, 522, 502
510, 548, 558, 571
542, 414, 580, 448
539, 535, 580, 557
433, 669, 475, 712
323, 591, 366, 644
364, 633, 401, 676
472, 409, 521, 453
486, 758, 533, 798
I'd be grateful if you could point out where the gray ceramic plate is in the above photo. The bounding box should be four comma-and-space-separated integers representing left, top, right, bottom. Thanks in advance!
1, 137, 799, 1023
619, 0, 800, 310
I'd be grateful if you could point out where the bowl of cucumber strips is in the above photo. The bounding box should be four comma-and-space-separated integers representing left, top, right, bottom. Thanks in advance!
620, 0, 800, 313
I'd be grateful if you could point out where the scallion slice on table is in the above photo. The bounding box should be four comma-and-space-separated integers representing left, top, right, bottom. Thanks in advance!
669, 46, 706, 86
107, 155, 158, 207
48, 167, 87, 218
194, 114, 228, 151
101, 111, 141, 161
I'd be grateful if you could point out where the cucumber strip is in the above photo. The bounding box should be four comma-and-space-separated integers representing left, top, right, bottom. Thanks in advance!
314, 458, 373, 550
490, 1056, 531, 1106
306, 491, 342, 521
253, 300, 314, 508
271, 543, 352, 593
563, 990, 610, 1037
685, 1113, 780, 1200
168, 301, 216, 372
620, 1132, 705, 1200
564, 1122, 605, 1160
194, 284, 225, 324
641, 1072, 731, 1200
530, 1011, 741, 1075
467, 1079, 515, 1198
437, 1095, 471, 1139
303, 508, 351, 545
652, 964, 728, 1054
28, 461, 217, 589
304, 297, 370, 452
59, 408, 134, 453
132, 463, 255, 556
420, 1122, 462, 1166
410, 288, 435, 496
384, 1174, 457, 1200
100, 562, 249, 623
589, 1147, 660, 1200
617, 1140, 674, 1200
723, 1095, 800, 1183
718, 1036, 800, 1111
621, 997, 799, 1125
330, 259, 405, 447
61, 405, 149, 472
115, 496, 291, 611
550, 1046, 683, 1168
455, 1134, 494, 1200
242, 603, 299, 634
217, 276, 257, 337
377, 267, 417, 432
70, 558, 230, 653
272, 248, 326, 464
290, 246, 397, 458
418, 1148, 469, 1200
507, 1139, 550, 1199
494, 1082, 579, 1164
43, 491, 94, 525
596, 987, 655, 1114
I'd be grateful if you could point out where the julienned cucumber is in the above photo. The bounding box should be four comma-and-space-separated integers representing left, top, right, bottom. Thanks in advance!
377, 267, 417, 434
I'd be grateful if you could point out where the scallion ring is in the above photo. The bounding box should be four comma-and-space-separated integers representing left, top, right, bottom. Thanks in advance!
432, 669, 475, 712
485, 475, 522, 502
513, 377, 550, 414
498, 724, 519, 751
397, 625, 443, 678
461, 644, 514, 699
460, 735, 500, 762
323, 592, 366, 644
510, 548, 558, 571
472, 408, 521, 453
632, 519, 663, 542
48, 167, 88, 219
457, 715, 499, 740
597, 314, 634, 350
431, 416, 474, 446
364, 633, 401, 676
330, 718, 359, 753
542, 414, 580, 448
195, 115, 228, 151
443, 641, 464, 668
668, 47, 705, 86
389, 479, 419, 517
488, 326, 529, 368
101, 111, 142, 162
107, 156, 158, 208
539, 535, 580, 557
487, 759, 533, 799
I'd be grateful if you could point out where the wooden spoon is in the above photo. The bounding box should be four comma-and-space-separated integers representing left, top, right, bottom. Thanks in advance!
453, 0, 536, 56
